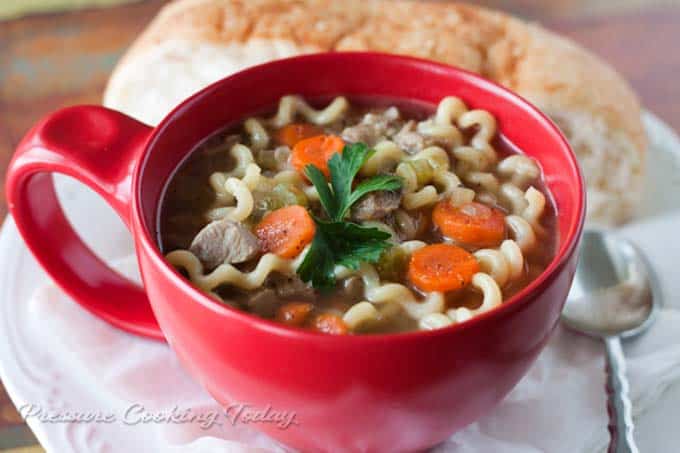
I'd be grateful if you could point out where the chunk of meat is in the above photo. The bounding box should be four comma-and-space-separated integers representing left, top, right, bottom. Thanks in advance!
389, 209, 428, 241
189, 219, 260, 270
394, 120, 460, 153
246, 289, 278, 318
392, 121, 429, 154
341, 107, 400, 145
341, 123, 381, 145
265, 272, 315, 299
351, 190, 402, 221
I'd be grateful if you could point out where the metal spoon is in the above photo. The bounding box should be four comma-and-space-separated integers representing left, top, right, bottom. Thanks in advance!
562, 229, 660, 453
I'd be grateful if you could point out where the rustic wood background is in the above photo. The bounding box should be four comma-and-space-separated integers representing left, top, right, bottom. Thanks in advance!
1, 0, 679, 450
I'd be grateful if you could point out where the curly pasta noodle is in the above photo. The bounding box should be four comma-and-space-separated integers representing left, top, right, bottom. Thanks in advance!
496, 159, 541, 218
447, 186, 477, 207
416, 96, 466, 148
454, 110, 498, 172
399, 147, 462, 200
463, 171, 501, 194
505, 215, 537, 253
418, 272, 503, 329
243, 118, 270, 151
269, 95, 349, 128
363, 271, 445, 320
166, 245, 311, 292
206, 163, 261, 221
209, 172, 234, 206
501, 185, 547, 247
419, 313, 454, 330
498, 155, 540, 188
342, 301, 380, 330
522, 186, 547, 234
360, 140, 405, 176
500, 183, 530, 214
224, 144, 256, 177
402, 186, 439, 211
343, 300, 404, 330
473, 240, 524, 287
459, 110, 497, 151
446, 273, 503, 323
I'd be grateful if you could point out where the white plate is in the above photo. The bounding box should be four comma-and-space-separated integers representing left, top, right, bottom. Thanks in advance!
1, 112, 679, 452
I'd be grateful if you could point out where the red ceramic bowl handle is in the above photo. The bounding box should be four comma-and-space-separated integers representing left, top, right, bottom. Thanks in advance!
5, 105, 164, 340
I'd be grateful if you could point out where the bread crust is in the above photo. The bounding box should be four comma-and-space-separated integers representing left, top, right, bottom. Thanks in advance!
105, 0, 646, 225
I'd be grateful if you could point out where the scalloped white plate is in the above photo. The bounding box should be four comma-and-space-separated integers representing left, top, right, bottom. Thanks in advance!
1, 112, 679, 452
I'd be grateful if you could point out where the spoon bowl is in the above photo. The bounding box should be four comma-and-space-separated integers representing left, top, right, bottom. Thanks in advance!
563, 229, 659, 338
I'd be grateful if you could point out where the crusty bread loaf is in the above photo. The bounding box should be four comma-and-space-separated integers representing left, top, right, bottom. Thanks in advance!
103, 0, 647, 225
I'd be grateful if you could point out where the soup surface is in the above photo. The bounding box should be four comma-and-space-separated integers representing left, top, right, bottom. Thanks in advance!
160, 95, 556, 334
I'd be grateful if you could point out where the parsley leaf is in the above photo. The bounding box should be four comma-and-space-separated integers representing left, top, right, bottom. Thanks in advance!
298, 142, 403, 291
317, 220, 392, 270
298, 219, 392, 291
296, 225, 336, 290
327, 143, 374, 220
304, 164, 336, 217
305, 142, 402, 221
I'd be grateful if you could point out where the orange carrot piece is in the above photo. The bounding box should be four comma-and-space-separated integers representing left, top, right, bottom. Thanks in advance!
275, 123, 324, 148
291, 134, 345, 177
276, 302, 314, 326
408, 244, 480, 292
311, 313, 348, 335
433, 201, 505, 247
255, 206, 316, 258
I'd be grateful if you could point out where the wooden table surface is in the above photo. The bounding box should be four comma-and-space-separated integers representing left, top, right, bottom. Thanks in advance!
1, 0, 679, 450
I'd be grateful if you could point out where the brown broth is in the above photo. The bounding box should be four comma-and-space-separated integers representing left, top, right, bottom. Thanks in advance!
159, 97, 557, 334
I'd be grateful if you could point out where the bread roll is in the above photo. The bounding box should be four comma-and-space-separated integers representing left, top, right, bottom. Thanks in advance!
103, 0, 646, 225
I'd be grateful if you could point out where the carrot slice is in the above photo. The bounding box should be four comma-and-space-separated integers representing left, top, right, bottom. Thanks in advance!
276, 302, 314, 326
408, 244, 480, 292
291, 134, 345, 177
255, 206, 316, 258
311, 313, 348, 335
275, 123, 324, 148
432, 201, 505, 247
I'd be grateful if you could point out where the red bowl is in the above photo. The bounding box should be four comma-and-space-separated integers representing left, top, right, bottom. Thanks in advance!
6, 52, 585, 452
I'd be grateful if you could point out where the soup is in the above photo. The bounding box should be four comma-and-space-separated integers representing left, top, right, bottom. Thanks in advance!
160, 95, 556, 334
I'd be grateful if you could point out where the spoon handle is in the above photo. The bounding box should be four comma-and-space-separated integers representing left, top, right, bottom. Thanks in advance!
605, 336, 638, 453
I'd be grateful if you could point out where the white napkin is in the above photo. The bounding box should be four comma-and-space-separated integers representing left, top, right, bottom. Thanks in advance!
25, 213, 680, 453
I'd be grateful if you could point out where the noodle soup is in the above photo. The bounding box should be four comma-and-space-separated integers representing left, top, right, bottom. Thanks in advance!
160, 95, 556, 334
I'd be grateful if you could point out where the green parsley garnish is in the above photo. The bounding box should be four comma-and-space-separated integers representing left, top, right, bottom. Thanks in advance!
297, 143, 402, 291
